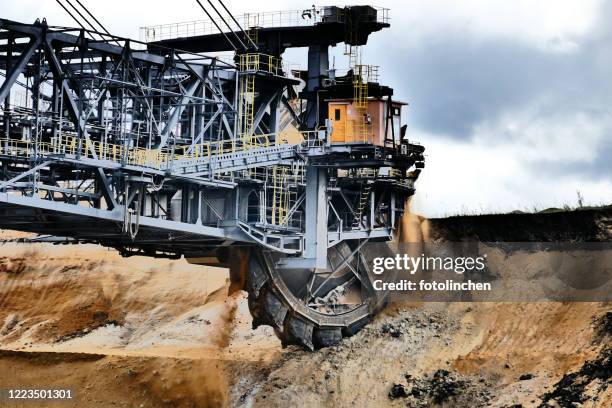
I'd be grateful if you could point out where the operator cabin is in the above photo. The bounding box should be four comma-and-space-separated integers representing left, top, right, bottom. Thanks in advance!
327, 98, 406, 145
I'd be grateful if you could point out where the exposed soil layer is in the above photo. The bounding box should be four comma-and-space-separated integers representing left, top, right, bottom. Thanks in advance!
427, 206, 612, 242
538, 347, 611, 407
0, 349, 229, 408
0, 208, 610, 407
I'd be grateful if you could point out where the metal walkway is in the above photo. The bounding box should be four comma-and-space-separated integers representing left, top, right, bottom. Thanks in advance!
169, 143, 297, 176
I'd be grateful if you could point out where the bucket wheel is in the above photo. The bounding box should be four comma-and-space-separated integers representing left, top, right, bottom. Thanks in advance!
246, 240, 393, 350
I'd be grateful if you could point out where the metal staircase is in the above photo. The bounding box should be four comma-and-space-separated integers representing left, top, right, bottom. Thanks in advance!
352, 182, 372, 229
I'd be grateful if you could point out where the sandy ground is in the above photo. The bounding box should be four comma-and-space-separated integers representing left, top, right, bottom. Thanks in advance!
0, 234, 610, 407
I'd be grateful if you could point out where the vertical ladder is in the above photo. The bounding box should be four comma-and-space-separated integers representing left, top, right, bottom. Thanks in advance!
240, 73, 255, 143
238, 54, 256, 149
345, 46, 374, 143
345, 44, 360, 69
238, 12, 261, 148
268, 164, 302, 227
270, 165, 289, 226
353, 64, 370, 143
244, 13, 260, 47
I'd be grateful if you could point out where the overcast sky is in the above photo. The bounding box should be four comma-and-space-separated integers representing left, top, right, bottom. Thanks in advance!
2, 0, 611, 217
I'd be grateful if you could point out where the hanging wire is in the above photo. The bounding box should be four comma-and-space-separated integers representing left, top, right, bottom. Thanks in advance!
66, 0, 110, 43
204, 0, 248, 51
194, 0, 237, 51
74, 0, 122, 45
74, 0, 112, 37
56, 0, 121, 45
54, 0, 97, 40
216, 0, 258, 50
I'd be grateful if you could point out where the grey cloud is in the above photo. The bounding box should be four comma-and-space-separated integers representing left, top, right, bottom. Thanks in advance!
359, 1, 612, 188
361, 1, 612, 140
524, 136, 612, 183
379, 34, 611, 140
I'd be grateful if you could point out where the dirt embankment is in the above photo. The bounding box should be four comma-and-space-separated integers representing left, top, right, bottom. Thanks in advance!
0, 207, 610, 407
427, 207, 612, 242
0, 242, 281, 407
0, 350, 230, 408
243, 302, 610, 408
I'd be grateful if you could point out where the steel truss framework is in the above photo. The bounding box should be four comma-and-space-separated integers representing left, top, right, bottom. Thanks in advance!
0, 16, 424, 274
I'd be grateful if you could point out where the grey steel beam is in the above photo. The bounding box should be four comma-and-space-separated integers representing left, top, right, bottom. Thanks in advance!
251, 89, 279, 134
0, 161, 51, 190
96, 168, 117, 209
304, 166, 328, 269
310, 239, 369, 299
0, 37, 41, 103
43, 40, 100, 160
305, 45, 328, 129
9, 182, 100, 200
327, 229, 391, 244
156, 79, 201, 149
185, 107, 222, 153
0, 192, 249, 242
281, 95, 302, 127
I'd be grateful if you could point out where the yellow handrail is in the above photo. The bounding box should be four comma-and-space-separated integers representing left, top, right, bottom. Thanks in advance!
0, 132, 289, 170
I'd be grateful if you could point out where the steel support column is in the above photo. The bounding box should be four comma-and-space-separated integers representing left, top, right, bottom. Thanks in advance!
305, 45, 328, 129
304, 165, 328, 269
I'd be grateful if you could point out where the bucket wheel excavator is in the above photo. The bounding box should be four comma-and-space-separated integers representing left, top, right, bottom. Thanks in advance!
0, 4, 424, 349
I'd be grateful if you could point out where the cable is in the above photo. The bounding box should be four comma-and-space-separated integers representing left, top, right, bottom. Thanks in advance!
54, 0, 96, 39
217, 0, 258, 50
74, 0, 121, 46
64, 0, 105, 40
194, 0, 237, 51
205, 0, 248, 51
74, 0, 112, 37
55, 0, 108, 42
